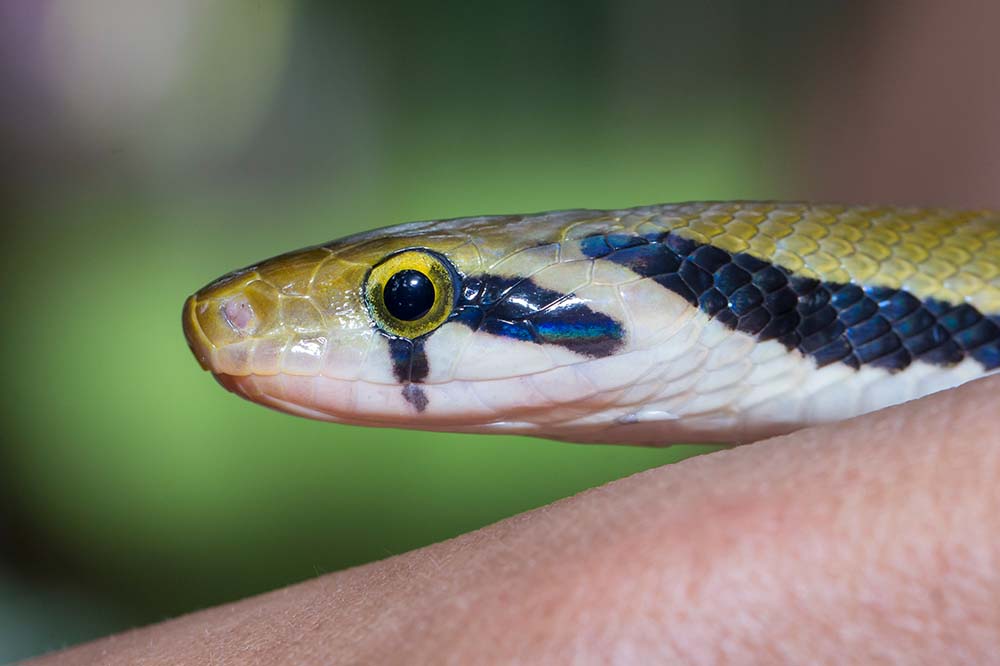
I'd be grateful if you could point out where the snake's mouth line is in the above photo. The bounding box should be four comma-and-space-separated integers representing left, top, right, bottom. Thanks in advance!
207, 368, 624, 429
207, 370, 760, 445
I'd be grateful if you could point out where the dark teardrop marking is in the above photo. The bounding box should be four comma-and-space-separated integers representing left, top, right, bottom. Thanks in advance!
580, 230, 1000, 372
387, 337, 430, 412
401, 384, 429, 411
384, 270, 436, 321
388, 337, 429, 384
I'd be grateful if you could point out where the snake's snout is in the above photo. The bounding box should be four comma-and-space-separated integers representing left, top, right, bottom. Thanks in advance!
182, 265, 276, 376
183, 246, 361, 381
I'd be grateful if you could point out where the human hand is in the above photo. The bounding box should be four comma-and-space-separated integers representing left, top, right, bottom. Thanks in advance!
29, 375, 1000, 665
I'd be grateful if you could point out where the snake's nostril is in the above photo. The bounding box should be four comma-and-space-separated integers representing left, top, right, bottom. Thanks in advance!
222, 295, 255, 333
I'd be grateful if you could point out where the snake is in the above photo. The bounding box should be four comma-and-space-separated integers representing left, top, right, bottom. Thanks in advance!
182, 201, 1000, 445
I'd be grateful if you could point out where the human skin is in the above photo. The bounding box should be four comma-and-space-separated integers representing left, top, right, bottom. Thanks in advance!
28, 374, 1000, 665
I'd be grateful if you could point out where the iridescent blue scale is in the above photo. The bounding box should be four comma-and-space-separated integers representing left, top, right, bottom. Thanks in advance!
449, 274, 625, 359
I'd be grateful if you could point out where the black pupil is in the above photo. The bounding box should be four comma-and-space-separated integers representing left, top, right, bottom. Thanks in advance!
383, 270, 435, 321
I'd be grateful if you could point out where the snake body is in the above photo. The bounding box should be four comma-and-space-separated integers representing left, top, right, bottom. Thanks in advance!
183, 202, 1000, 445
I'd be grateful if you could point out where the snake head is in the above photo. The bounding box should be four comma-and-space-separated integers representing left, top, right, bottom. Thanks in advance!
182, 210, 642, 439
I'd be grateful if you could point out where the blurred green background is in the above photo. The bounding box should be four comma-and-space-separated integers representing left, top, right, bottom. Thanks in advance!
6, 1, 997, 661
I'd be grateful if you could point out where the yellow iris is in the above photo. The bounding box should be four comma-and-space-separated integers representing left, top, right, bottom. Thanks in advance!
364, 249, 457, 339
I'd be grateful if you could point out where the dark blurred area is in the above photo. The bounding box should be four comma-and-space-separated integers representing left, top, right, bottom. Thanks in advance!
2, 1, 997, 661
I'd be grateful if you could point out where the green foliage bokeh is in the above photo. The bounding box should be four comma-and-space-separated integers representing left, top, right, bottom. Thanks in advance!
0, 0, 827, 659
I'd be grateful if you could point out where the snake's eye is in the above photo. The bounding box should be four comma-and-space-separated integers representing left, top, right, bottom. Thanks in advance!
384, 270, 435, 321
364, 249, 458, 338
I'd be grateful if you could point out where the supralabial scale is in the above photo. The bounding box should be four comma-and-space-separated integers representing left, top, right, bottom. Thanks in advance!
183, 201, 1000, 445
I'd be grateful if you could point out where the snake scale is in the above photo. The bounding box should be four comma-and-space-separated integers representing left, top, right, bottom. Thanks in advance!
183, 202, 1000, 445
